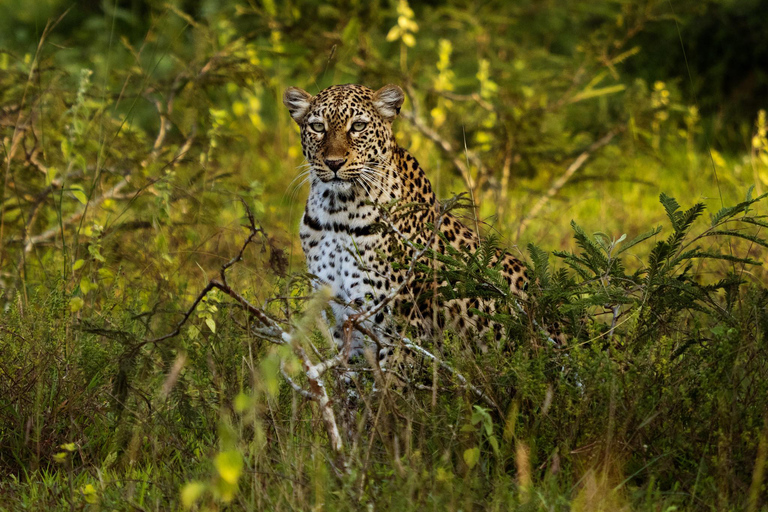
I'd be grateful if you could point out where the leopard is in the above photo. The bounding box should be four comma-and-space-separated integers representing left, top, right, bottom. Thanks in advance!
283, 83, 555, 367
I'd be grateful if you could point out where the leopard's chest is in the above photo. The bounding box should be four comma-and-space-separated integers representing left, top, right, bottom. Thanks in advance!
300, 190, 391, 304
302, 223, 369, 300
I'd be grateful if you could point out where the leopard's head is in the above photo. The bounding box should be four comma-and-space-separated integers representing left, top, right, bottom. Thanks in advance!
283, 84, 404, 192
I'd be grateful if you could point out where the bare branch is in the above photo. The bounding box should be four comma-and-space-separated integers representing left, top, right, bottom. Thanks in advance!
23, 176, 130, 253
280, 361, 313, 399
295, 345, 344, 452
131, 204, 346, 454
516, 128, 621, 240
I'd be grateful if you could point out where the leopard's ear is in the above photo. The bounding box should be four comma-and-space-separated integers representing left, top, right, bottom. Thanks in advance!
283, 87, 313, 124
372, 84, 404, 122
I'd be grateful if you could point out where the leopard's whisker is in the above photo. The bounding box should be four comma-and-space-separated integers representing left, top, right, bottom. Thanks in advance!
360, 170, 389, 200
361, 172, 388, 185
359, 175, 376, 203
355, 177, 375, 202
373, 156, 400, 172
286, 173, 314, 204
284, 169, 314, 200
364, 162, 392, 176
357, 174, 380, 202
360, 166, 389, 183
286, 167, 313, 189
288, 84, 548, 402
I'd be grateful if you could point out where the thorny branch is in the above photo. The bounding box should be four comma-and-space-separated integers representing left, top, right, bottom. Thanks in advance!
20, 128, 196, 254
6, 46, 205, 259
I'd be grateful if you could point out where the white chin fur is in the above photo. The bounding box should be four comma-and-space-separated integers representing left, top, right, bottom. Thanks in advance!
318, 179, 354, 192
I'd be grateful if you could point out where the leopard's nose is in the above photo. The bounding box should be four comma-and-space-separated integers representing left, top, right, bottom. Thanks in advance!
324, 158, 346, 172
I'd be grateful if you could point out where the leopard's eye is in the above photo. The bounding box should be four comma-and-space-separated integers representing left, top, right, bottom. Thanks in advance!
309, 122, 325, 132
351, 121, 367, 132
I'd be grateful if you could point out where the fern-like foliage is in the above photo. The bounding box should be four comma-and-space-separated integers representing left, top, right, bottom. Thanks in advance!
415, 189, 767, 352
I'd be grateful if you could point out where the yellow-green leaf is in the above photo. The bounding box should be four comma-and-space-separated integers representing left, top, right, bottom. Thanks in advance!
234, 392, 251, 413
214, 450, 243, 485
80, 483, 98, 504
488, 436, 500, 455
180, 481, 206, 509
463, 447, 480, 469
98, 267, 114, 283
569, 84, 626, 104
386, 26, 401, 42
260, 354, 280, 397
61, 442, 76, 452
205, 318, 216, 334
70, 185, 88, 205
46, 166, 58, 186
69, 297, 84, 313
72, 259, 85, 271
80, 277, 93, 295
61, 139, 72, 159
215, 478, 239, 503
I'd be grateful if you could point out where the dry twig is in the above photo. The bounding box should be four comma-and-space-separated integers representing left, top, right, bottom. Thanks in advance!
139, 201, 348, 453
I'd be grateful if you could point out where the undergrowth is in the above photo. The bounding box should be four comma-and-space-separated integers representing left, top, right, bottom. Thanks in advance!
1, 191, 767, 511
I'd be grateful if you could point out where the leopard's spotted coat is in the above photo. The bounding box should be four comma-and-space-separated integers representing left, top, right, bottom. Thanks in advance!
284, 84, 541, 358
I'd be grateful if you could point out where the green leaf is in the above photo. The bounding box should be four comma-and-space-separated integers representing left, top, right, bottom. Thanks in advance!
70, 184, 88, 205
205, 318, 216, 333
527, 243, 550, 285
61, 139, 72, 160
80, 277, 94, 295
98, 268, 114, 284
260, 354, 280, 397
341, 17, 360, 46
686, 251, 760, 266
234, 392, 251, 413
703, 230, 768, 248
488, 436, 500, 456
711, 205, 739, 226
88, 244, 106, 262
659, 193, 681, 230
569, 84, 626, 104
746, 184, 755, 202
72, 259, 85, 271
471, 406, 494, 437
740, 217, 768, 229
46, 166, 58, 186
463, 447, 480, 469
80, 484, 98, 504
